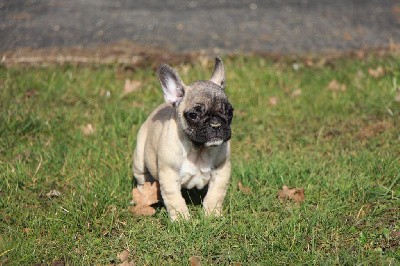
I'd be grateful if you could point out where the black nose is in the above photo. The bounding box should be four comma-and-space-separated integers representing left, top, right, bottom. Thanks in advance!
210, 117, 221, 131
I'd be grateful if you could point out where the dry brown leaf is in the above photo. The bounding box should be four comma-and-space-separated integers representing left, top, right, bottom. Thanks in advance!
23, 228, 32, 233
117, 250, 130, 263
305, 59, 314, 67
132, 182, 160, 206
129, 204, 156, 216
268, 96, 278, 106
82, 123, 95, 135
368, 66, 384, 78
130, 182, 161, 216
237, 181, 251, 194
277, 185, 305, 203
190, 256, 201, 266
123, 79, 141, 95
327, 80, 346, 92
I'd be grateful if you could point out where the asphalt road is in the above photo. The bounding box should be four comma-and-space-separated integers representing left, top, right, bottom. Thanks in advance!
1, 0, 399, 53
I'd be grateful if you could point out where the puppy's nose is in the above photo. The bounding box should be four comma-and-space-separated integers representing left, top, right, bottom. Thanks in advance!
210, 122, 221, 129
210, 117, 221, 130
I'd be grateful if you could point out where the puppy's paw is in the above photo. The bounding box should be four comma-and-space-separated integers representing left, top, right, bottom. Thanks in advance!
169, 209, 190, 221
204, 207, 222, 217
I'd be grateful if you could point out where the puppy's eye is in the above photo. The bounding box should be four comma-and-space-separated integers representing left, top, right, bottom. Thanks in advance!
227, 108, 234, 117
187, 112, 198, 120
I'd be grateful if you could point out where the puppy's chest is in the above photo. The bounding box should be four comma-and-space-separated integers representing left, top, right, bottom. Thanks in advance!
179, 151, 215, 190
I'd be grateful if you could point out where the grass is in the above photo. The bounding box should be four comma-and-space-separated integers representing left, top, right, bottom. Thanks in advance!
0, 54, 399, 265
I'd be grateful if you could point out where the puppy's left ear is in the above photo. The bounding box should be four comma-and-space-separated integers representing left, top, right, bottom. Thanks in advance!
210, 57, 226, 90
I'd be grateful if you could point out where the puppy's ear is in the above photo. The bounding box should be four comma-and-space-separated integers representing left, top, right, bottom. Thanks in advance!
209, 57, 226, 89
157, 64, 185, 105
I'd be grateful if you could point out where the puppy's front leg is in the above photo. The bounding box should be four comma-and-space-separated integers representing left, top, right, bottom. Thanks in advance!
159, 167, 189, 221
203, 160, 231, 217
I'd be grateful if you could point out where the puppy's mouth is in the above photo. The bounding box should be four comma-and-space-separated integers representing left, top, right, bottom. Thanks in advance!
204, 138, 224, 147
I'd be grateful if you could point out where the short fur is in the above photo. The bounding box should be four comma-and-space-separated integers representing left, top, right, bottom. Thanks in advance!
133, 58, 233, 220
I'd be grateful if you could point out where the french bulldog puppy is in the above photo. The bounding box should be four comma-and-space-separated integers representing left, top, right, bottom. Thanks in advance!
133, 58, 233, 220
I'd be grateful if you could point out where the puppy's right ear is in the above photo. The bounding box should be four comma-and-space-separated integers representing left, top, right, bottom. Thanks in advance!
157, 64, 185, 105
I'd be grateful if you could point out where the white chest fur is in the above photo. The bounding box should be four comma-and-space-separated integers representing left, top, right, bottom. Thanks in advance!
179, 147, 217, 189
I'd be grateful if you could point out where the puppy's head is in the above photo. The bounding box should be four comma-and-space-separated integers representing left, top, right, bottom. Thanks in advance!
157, 58, 233, 147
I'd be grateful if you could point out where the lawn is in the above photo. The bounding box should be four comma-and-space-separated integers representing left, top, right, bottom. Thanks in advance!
0, 53, 399, 265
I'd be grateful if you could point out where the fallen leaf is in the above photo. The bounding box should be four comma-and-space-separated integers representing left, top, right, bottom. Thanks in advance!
82, 123, 95, 135
305, 59, 314, 67
327, 80, 346, 92
46, 189, 61, 198
277, 185, 305, 203
23, 228, 32, 233
268, 96, 278, 106
190, 256, 201, 266
132, 182, 160, 206
368, 66, 384, 78
291, 89, 302, 97
117, 250, 130, 262
130, 182, 161, 216
237, 181, 251, 194
129, 204, 156, 216
123, 79, 141, 95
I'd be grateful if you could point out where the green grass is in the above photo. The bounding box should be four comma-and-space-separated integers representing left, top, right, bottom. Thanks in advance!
0, 54, 399, 265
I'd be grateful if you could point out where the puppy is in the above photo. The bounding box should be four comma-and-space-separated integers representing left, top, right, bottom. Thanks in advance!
133, 58, 233, 220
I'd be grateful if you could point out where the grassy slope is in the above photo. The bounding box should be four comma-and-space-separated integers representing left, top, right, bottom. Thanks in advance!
0, 55, 399, 265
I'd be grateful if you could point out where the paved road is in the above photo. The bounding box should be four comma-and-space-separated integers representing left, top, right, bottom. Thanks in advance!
1, 0, 399, 53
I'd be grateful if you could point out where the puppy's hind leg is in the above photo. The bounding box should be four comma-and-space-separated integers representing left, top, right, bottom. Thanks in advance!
133, 167, 153, 191
133, 149, 154, 192
132, 125, 154, 192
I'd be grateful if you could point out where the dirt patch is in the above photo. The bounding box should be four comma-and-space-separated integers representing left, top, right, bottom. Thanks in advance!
322, 119, 395, 142
1, 41, 400, 68
1, 41, 197, 68
357, 121, 393, 140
